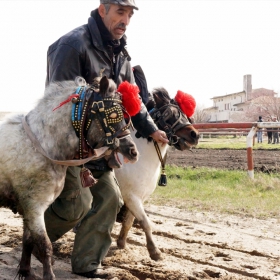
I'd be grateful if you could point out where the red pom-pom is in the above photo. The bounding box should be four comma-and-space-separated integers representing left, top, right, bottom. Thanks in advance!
175, 90, 196, 117
118, 81, 141, 116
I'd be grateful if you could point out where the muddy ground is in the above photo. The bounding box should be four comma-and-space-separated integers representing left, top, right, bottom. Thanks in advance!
167, 148, 280, 173
1, 148, 280, 280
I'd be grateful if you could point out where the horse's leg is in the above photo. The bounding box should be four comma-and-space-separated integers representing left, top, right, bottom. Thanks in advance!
22, 211, 55, 280
135, 209, 162, 261
36, 232, 55, 280
120, 197, 162, 261
117, 209, 135, 249
18, 224, 38, 280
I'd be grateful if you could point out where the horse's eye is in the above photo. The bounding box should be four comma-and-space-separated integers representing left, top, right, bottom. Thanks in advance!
109, 112, 118, 119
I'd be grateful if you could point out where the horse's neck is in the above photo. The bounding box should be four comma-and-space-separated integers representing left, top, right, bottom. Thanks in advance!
115, 129, 169, 200
132, 130, 169, 168
27, 93, 78, 160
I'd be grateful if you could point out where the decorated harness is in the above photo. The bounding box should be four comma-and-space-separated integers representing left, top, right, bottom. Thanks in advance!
149, 102, 192, 146
71, 85, 132, 159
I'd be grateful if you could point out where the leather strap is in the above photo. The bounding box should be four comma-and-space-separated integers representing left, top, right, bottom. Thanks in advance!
153, 140, 168, 186
22, 116, 110, 166
153, 140, 166, 170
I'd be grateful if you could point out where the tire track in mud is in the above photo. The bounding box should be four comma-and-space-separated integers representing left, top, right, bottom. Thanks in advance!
1, 207, 280, 280
109, 205, 280, 280
160, 247, 275, 280
146, 209, 280, 245
111, 226, 277, 280
152, 229, 277, 259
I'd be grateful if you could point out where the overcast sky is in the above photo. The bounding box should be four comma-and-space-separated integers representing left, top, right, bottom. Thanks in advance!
1, 0, 280, 112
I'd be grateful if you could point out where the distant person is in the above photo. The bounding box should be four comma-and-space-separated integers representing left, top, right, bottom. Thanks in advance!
266, 117, 273, 144
272, 116, 279, 144
257, 116, 263, 143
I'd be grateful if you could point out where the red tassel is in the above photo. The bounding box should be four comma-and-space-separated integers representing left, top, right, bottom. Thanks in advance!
53, 94, 80, 111
175, 90, 196, 117
118, 81, 141, 116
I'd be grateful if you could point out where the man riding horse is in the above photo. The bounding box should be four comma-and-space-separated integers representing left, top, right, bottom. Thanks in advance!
42, 0, 169, 278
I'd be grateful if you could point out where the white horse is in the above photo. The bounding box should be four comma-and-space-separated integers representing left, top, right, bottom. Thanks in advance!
0, 76, 140, 280
115, 87, 199, 260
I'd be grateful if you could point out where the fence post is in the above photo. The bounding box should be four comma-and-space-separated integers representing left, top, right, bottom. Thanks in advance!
193, 122, 280, 179
246, 126, 257, 179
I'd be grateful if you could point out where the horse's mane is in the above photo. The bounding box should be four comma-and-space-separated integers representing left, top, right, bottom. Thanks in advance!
44, 81, 77, 99
152, 87, 171, 104
3, 82, 77, 125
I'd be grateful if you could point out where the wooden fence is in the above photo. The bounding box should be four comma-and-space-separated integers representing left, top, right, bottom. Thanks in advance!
193, 122, 280, 179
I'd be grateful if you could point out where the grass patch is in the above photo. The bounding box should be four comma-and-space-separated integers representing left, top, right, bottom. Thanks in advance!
197, 135, 280, 150
149, 165, 280, 219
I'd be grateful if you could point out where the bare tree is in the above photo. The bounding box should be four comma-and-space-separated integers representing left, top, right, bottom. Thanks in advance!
194, 105, 210, 123
249, 95, 280, 121
230, 95, 280, 122
230, 109, 251, 122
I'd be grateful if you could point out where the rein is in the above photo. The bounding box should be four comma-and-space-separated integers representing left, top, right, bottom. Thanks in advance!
153, 140, 167, 186
149, 101, 191, 187
22, 116, 110, 166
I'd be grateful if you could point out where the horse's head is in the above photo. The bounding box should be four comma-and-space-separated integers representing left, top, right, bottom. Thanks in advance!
79, 76, 140, 168
147, 88, 199, 150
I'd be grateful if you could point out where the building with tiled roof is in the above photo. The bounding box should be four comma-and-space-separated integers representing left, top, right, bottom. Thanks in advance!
204, 75, 277, 123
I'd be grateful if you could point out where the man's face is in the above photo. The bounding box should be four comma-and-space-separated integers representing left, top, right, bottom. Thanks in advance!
99, 4, 134, 40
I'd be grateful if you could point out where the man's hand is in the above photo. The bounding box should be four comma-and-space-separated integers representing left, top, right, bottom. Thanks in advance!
150, 130, 169, 146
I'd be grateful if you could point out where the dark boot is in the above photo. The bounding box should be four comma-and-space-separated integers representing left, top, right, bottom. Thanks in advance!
74, 269, 112, 279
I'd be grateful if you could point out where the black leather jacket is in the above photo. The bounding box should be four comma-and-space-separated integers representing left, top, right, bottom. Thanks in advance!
46, 9, 158, 170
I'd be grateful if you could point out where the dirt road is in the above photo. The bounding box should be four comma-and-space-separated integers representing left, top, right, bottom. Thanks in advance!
1, 148, 280, 279
1, 204, 280, 280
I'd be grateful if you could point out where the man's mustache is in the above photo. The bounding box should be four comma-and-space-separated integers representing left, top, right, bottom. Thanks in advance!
116, 23, 126, 31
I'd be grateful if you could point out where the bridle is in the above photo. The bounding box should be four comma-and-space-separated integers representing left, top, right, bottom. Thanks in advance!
149, 101, 192, 147
71, 85, 133, 159
148, 99, 193, 186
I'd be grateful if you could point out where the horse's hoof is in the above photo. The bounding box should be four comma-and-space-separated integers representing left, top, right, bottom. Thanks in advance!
117, 238, 126, 249
149, 249, 163, 261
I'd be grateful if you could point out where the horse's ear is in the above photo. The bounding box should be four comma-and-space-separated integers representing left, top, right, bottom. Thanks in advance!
152, 92, 160, 106
99, 76, 109, 96
153, 90, 169, 108
74, 76, 87, 86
